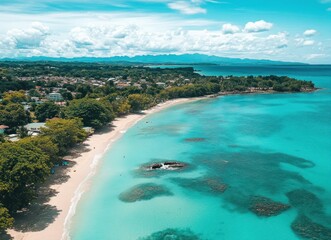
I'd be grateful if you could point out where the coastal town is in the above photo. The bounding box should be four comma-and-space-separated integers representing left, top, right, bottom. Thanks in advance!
0, 62, 316, 239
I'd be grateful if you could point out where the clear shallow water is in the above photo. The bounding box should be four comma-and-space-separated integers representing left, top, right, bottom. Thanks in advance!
70, 65, 331, 240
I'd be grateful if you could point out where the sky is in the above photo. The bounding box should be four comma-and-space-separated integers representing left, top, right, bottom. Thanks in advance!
0, 0, 330, 63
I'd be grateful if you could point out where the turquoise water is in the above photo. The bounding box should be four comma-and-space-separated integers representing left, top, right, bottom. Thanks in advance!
70, 66, 331, 240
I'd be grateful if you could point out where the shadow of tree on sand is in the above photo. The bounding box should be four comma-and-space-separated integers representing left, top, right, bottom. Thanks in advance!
12, 204, 61, 232
0, 231, 13, 240
7, 125, 115, 236
10, 144, 86, 233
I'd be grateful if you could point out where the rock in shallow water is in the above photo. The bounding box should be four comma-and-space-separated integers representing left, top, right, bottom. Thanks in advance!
291, 214, 331, 240
151, 161, 187, 170
135, 160, 190, 178
248, 196, 290, 217
119, 183, 173, 203
139, 228, 202, 240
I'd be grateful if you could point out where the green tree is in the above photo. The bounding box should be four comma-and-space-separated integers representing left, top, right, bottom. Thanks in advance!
17, 126, 29, 138
0, 204, 14, 232
61, 91, 73, 101
111, 98, 131, 116
127, 94, 154, 112
41, 118, 87, 155
2, 90, 27, 104
35, 102, 60, 122
0, 103, 29, 129
19, 136, 60, 165
64, 98, 114, 129
0, 142, 50, 212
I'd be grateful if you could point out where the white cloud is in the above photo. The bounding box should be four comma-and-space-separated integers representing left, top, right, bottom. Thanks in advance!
244, 20, 273, 33
327, 7, 331, 11
0, 21, 292, 60
167, 1, 207, 14
303, 29, 317, 37
222, 23, 240, 34
5, 22, 49, 49
295, 38, 315, 46
303, 40, 315, 46
306, 53, 325, 60
0, 16, 329, 63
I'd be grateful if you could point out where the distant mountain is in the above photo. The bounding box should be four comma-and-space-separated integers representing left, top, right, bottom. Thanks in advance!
1, 54, 307, 65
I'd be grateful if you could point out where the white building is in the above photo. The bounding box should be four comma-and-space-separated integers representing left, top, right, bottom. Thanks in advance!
47, 92, 63, 101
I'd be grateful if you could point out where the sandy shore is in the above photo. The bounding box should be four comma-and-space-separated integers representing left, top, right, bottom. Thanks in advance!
7, 97, 201, 240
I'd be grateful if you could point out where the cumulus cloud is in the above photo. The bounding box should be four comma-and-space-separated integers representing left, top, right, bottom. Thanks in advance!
304, 29, 317, 37
244, 20, 273, 33
296, 38, 315, 46
5, 22, 49, 49
303, 40, 315, 46
167, 1, 207, 14
1, 20, 327, 63
222, 23, 240, 34
0, 22, 291, 59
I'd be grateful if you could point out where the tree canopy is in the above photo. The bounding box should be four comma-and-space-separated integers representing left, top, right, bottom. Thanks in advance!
35, 102, 60, 122
41, 118, 87, 155
0, 142, 50, 212
0, 103, 30, 129
63, 98, 114, 129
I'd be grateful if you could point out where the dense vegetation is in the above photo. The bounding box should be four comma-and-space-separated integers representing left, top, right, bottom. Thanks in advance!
0, 62, 315, 233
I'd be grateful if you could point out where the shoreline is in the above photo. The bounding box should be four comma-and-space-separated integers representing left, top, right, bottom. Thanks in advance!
5, 88, 316, 240
7, 97, 202, 240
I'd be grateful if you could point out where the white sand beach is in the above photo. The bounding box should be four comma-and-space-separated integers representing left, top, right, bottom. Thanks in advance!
7, 98, 201, 240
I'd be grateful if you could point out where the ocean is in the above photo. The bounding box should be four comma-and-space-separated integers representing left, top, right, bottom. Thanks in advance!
69, 65, 331, 240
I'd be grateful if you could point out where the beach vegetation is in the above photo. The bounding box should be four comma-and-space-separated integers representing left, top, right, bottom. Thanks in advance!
127, 94, 154, 112
63, 98, 115, 129
41, 118, 87, 155
35, 102, 61, 122
0, 204, 14, 232
0, 142, 51, 212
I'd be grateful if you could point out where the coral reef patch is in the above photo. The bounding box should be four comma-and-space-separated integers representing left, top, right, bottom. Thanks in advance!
119, 183, 172, 203
291, 214, 331, 240
138, 228, 202, 240
248, 196, 290, 217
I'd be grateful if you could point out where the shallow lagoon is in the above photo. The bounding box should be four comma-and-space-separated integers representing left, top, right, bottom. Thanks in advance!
70, 66, 331, 240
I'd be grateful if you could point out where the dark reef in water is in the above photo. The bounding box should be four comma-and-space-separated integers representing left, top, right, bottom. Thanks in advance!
139, 228, 202, 240
193, 151, 314, 195
171, 176, 227, 195
119, 183, 172, 203
184, 138, 206, 142
291, 215, 331, 240
248, 196, 290, 217
286, 189, 323, 215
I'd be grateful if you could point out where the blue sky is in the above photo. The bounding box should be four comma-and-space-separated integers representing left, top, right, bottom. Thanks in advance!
0, 0, 330, 63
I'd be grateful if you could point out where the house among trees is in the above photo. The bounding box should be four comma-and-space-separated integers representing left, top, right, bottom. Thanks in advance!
25, 122, 46, 135
47, 92, 64, 101
0, 125, 9, 134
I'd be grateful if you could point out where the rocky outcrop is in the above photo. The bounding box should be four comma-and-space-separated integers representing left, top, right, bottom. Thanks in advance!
144, 161, 188, 171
